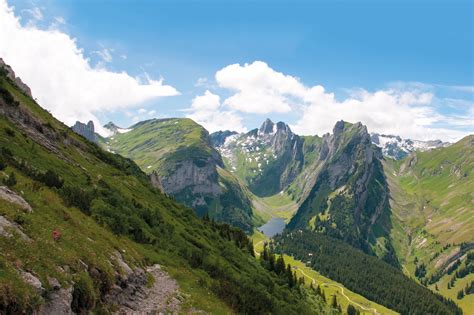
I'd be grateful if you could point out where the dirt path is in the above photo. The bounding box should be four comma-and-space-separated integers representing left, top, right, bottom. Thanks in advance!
115, 264, 182, 314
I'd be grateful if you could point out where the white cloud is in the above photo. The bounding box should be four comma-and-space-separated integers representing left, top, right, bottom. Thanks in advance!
186, 90, 246, 133
138, 108, 147, 114
148, 110, 156, 116
195, 77, 208, 87
291, 88, 470, 141
213, 61, 473, 141
22, 6, 43, 23
0, 0, 179, 136
93, 47, 113, 64
215, 61, 305, 113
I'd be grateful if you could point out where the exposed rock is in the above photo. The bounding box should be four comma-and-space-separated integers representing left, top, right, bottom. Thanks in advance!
72, 120, 96, 142
218, 118, 306, 196
150, 171, 164, 192
159, 158, 221, 201
20, 271, 43, 295
209, 130, 238, 147
259, 118, 275, 134
38, 287, 74, 315
370, 133, 450, 160
47, 277, 61, 290
109, 264, 182, 314
0, 215, 30, 241
111, 250, 134, 277
0, 58, 33, 98
0, 186, 33, 213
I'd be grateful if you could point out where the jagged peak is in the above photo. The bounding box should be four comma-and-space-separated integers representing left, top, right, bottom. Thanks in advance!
259, 118, 275, 134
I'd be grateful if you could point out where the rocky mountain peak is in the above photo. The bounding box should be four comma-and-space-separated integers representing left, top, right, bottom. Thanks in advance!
103, 121, 132, 136
210, 130, 238, 147
72, 120, 96, 142
333, 120, 346, 135
259, 118, 275, 134
370, 133, 450, 160
0, 58, 33, 98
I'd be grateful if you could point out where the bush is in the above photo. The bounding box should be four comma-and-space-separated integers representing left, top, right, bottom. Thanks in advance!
38, 170, 63, 189
59, 185, 95, 214
3, 171, 16, 187
0, 157, 5, 171
71, 272, 97, 313
4, 127, 15, 137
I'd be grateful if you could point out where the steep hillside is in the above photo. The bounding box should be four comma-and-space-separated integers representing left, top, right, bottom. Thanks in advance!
217, 118, 321, 197
287, 121, 397, 265
384, 136, 474, 307
275, 231, 462, 315
103, 118, 259, 232
0, 62, 332, 314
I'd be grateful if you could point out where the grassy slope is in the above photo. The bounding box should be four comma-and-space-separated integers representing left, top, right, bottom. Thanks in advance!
252, 231, 398, 315
430, 267, 474, 314
383, 136, 473, 313
385, 136, 473, 267
105, 118, 260, 232
252, 191, 298, 223
106, 118, 212, 176
0, 74, 327, 314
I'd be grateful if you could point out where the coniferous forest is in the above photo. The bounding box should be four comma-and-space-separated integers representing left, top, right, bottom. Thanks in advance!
274, 231, 462, 315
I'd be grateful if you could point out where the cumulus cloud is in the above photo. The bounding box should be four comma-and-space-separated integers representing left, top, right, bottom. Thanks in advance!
291, 88, 469, 141
215, 61, 307, 113
211, 61, 473, 141
0, 0, 178, 135
186, 90, 246, 133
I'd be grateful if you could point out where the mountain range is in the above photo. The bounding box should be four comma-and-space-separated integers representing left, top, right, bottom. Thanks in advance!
1, 59, 472, 314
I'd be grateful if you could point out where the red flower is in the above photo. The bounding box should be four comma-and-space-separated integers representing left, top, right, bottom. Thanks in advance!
52, 230, 61, 241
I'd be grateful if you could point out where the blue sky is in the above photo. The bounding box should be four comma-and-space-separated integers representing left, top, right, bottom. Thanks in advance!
1, 0, 473, 140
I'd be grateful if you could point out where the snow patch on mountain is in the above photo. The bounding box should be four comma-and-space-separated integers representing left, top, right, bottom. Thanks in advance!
371, 133, 450, 160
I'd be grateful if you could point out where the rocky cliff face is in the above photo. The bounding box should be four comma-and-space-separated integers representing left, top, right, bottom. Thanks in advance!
0, 58, 32, 98
210, 130, 237, 147
217, 118, 312, 196
72, 120, 96, 142
287, 121, 397, 265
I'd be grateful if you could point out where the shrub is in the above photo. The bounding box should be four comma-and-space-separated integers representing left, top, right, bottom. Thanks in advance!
71, 272, 97, 313
59, 185, 95, 214
4, 127, 15, 137
38, 170, 63, 189
3, 171, 16, 187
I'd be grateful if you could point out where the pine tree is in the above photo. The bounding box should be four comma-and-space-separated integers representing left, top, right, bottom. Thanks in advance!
299, 276, 305, 286
315, 284, 321, 296
275, 254, 285, 275
331, 295, 338, 308
262, 243, 268, 261
269, 252, 276, 272
286, 264, 294, 287
347, 304, 357, 315
247, 240, 255, 257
